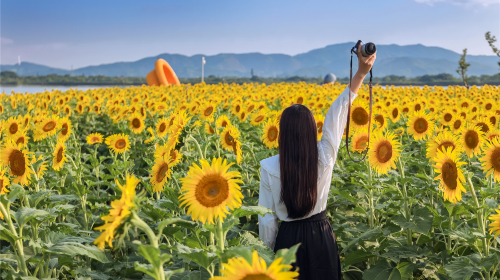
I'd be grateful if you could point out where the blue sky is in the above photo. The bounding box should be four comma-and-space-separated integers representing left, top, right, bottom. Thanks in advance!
1, 0, 499, 69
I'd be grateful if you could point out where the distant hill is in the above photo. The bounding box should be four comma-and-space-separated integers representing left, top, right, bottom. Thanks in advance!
1, 43, 498, 78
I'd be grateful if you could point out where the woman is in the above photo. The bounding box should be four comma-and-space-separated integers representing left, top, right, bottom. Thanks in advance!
258, 46, 376, 280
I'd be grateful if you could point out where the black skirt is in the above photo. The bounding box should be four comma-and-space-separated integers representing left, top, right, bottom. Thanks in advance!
273, 211, 341, 280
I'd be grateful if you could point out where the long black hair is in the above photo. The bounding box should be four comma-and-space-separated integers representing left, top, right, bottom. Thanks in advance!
278, 104, 318, 219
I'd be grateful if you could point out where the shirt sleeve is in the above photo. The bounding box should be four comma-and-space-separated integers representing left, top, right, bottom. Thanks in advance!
258, 167, 279, 250
320, 86, 358, 159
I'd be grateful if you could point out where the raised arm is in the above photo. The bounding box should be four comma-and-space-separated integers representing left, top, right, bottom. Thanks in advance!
320, 44, 376, 157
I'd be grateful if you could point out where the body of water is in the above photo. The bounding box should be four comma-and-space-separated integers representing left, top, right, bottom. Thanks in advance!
1, 85, 121, 94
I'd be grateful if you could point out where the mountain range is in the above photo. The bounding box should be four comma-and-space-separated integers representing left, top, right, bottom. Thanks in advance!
1, 43, 498, 78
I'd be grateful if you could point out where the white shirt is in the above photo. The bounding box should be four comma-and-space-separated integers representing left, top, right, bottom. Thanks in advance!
258, 86, 357, 250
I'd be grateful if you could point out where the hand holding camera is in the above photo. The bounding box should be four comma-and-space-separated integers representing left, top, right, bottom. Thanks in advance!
353, 40, 377, 76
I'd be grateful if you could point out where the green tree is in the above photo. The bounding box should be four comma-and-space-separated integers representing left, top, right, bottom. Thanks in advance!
456, 48, 470, 87
485, 31, 500, 72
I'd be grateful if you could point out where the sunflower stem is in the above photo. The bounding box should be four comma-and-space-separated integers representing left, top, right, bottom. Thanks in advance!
131, 212, 159, 248
467, 175, 489, 258
0, 202, 28, 276
188, 134, 205, 160
398, 159, 412, 246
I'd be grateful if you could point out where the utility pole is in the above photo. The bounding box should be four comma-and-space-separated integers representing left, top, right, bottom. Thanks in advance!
201, 57, 206, 83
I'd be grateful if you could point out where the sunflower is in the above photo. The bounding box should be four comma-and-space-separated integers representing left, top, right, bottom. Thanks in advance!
57, 117, 72, 142
156, 117, 169, 138
211, 250, 298, 280
144, 127, 156, 144
368, 131, 401, 175
373, 113, 388, 131
486, 128, 500, 141
105, 134, 131, 154
128, 113, 145, 134
350, 104, 370, 129
94, 173, 139, 250
250, 111, 268, 126
352, 129, 369, 153
10, 130, 29, 147
216, 115, 232, 130
0, 141, 33, 186
479, 137, 500, 182
200, 102, 216, 120
221, 125, 241, 151
205, 122, 216, 135
488, 206, 500, 239
441, 110, 454, 126
169, 149, 182, 166
426, 131, 461, 159
232, 139, 243, 164
31, 155, 47, 177
0, 168, 10, 195
20, 114, 31, 129
315, 114, 325, 141
433, 147, 467, 203
262, 119, 279, 149
239, 111, 248, 123
389, 105, 401, 123
179, 158, 244, 224
451, 116, 465, 133
461, 124, 484, 158
407, 110, 434, 141
34, 115, 59, 141
52, 140, 67, 171
4, 117, 20, 138
474, 116, 493, 134
87, 133, 104, 145
150, 155, 172, 192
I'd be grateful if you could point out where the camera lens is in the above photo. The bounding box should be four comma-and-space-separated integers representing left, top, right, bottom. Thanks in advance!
364, 43, 376, 55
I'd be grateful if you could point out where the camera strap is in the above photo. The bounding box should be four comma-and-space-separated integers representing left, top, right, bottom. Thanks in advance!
345, 51, 373, 162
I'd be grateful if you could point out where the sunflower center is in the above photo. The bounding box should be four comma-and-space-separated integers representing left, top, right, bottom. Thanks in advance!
488, 134, 499, 141
375, 115, 385, 128
414, 104, 422, 111
460, 112, 466, 118
453, 120, 462, 130
61, 123, 69, 136
9, 150, 26, 176
297, 97, 304, 104
465, 130, 479, 149
486, 103, 492, 110
352, 107, 369, 126
490, 116, 497, 126
254, 116, 264, 122
247, 105, 255, 112
355, 135, 369, 150
235, 105, 241, 113
476, 122, 489, 133
91, 137, 100, 143
132, 118, 141, 128
376, 141, 393, 163
268, 127, 278, 142
437, 141, 455, 153
156, 162, 169, 182
392, 108, 399, 119
9, 123, 18, 134
56, 147, 64, 163
221, 120, 228, 127
414, 118, 428, 133
195, 174, 230, 207
403, 107, 409, 113
490, 147, 500, 171
170, 151, 177, 162
241, 274, 274, 280
16, 137, 25, 145
441, 161, 458, 190
317, 122, 324, 134
159, 123, 167, 132
115, 139, 127, 149
225, 133, 235, 146
43, 121, 57, 132
444, 113, 452, 122
0, 179, 3, 193
204, 107, 214, 116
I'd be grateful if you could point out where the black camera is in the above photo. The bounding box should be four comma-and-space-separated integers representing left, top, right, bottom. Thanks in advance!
352, 40, 376, 57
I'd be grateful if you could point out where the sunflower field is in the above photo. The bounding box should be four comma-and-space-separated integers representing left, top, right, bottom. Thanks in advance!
0, 83, 499, 280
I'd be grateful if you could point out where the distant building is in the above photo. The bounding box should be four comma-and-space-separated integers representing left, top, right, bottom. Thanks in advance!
324, 73, 336, 84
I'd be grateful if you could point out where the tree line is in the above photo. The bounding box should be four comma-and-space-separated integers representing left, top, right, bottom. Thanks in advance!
1, 71, 499, 86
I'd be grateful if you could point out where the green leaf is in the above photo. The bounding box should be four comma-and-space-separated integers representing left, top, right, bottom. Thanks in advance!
232, 205, 273, 218
176, 244, 217, 270
274, 244, 300, 266
391, 207, 433, 234
179, 269, 212, 280
137, 244, 171, 268
381, 246, 428, 263
7, 184, 25, 202
134, 263, 156, 279
220, 246, 254, 264
344, 250, 374, 266
11, 207, 49, 227
341, 227, 383, 254
239, 231, 275, 266
164, 268, 185, 280
396, 262, 415, 280
444, 256, 481, 280
0, 224, 19, 243
158, 218, 198, 235
363, 261, 401, 280
45, 242, 110, 263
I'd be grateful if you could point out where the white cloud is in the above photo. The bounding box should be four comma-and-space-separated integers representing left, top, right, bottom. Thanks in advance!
415, 0, 499, 6
0, 37, 14, 45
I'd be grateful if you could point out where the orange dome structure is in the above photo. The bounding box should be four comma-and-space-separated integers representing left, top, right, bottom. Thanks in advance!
146, 59, 180, 86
